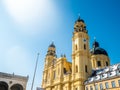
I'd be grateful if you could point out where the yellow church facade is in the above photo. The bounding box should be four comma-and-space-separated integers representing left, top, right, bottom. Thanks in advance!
41, 17, 120, 90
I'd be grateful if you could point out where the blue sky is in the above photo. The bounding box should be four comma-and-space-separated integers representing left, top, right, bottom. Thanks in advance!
0, 0, 120, 90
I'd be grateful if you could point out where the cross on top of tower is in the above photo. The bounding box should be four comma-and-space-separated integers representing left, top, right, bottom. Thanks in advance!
49, 42, 55, 48
94, 37, 96, 41
78, 13, 80, 20
75, 14, 84, 23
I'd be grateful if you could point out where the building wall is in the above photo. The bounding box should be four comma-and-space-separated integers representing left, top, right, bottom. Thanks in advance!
42, 56, 72, 90
85, 77, 120, 90
71, 17, 92, 90
0, 72, 28, 90
91, 55, 110, 69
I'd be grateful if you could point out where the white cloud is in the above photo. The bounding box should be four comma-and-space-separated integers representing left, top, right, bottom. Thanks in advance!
2, 0, 61, 35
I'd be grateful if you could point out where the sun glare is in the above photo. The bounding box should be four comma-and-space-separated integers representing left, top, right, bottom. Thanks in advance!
3, 0, 57, 23
2, 0, 60, 35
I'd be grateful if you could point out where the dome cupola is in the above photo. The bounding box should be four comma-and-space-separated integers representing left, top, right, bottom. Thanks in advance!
74, 16, 88, 33
46, 42, 56, 57
93, 40, 99, 48
90, 40, 108, 56
49, 42, 55, 48
75, 16, 85, 23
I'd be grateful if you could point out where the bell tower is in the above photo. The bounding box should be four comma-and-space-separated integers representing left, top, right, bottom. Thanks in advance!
45, 42, 56, 67
42, 42, 56, 88
72, 16, 91, 90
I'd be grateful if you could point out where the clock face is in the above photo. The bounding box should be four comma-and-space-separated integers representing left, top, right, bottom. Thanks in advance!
83, 38, 86, 42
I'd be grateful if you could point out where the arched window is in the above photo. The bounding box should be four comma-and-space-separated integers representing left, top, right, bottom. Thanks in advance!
75, 45, 77, 50
90, 86, 93, 90
97, 61, 101, 67
76, 65, 78, 73
84, 44, 86, 50
63, 68, 67, 74
75, 87, 78, 90
85, 65, 88, 73
53, 70, 56, 79
106, 62, 108, 66
86, 87, 88, 90
11, 84, 23, 90
95, 84, 98, 90
0, 81, 8, 90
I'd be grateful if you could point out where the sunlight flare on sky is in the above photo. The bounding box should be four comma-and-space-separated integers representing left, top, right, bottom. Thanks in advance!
2, 0, 61, 35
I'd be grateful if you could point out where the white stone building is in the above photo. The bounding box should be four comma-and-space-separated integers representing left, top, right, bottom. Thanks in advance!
0, 72, 28, 90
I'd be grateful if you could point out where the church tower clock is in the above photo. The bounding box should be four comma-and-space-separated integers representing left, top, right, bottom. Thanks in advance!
72, 16, 92, 90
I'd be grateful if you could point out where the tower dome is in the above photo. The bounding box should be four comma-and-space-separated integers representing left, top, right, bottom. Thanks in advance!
92, 40, 99, 48
49, 42, 55, 48
74, 16, 88, 33
90, 40, 108, 56
75, 16, 85, 23
46, 42, 56, 57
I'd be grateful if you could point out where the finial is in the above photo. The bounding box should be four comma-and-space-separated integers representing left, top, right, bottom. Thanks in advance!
49, 41, 55, 48
75, 13, 84, 23
94, 37, 96, 41
64, 54, 66, 57
51, 41, 54, 44
61, 54, 63, 57
93, 37, 99, 48
78, 13, 80, 20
